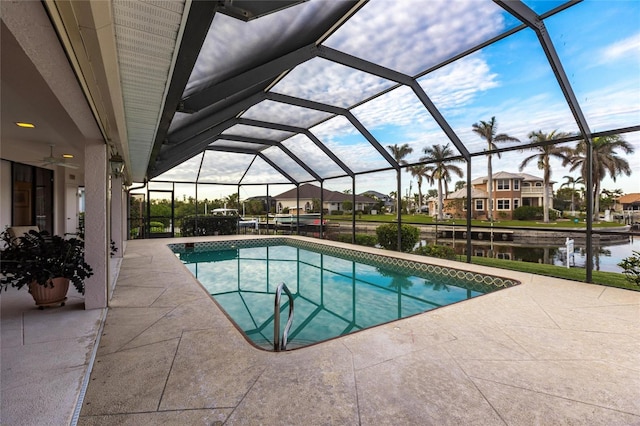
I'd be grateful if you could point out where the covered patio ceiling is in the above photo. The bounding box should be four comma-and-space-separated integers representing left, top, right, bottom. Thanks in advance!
140, 0, 638, 189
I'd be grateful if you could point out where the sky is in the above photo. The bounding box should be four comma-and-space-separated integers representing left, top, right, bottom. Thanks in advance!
150, 0, 639, 202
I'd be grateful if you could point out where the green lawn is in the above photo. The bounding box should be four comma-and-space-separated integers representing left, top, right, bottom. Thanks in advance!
326, 214, 625, 228
464, 255, 637, 291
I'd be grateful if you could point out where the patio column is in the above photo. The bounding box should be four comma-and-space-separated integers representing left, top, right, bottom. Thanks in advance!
110, 176, 124, 258
84, 141, 109, 309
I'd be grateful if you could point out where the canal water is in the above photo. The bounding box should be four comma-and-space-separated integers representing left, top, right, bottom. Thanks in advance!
431, 236, 638, 273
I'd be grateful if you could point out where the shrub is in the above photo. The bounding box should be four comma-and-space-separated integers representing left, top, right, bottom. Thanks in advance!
513, 206, 557, 221
513, 206, 541, 221
334, 233, 378, 247
376, 223, 419, 252
181, 216, 238, 236
618, 251, 640, 286
414, 244, 456, 260
149, 221, 166, 233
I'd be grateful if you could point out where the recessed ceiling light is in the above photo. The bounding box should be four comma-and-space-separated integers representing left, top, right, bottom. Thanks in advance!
62, 154, 74, 159
15, 122, 35, 128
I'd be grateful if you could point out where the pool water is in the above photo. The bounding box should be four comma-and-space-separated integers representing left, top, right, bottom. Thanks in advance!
174, 241, 517, 350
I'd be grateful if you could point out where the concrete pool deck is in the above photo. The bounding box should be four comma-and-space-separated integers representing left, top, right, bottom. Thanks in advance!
3, 235, 639, 424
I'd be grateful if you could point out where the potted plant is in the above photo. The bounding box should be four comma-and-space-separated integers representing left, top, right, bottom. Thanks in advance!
0, 229, 93, 308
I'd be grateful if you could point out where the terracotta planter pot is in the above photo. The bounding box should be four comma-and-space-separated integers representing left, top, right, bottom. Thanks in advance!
28, 277, 69, 308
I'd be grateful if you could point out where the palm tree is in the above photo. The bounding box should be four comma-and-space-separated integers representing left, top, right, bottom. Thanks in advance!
568, 135, 634, 220
472, 117, 520, 221
408, 164, 433, 213
387, 143, 413, 165
421, 143, 464, 220
225, 192, 239, 209
518, 130, 572, 223
560, 175, 584, 213
601, 188, 623, 211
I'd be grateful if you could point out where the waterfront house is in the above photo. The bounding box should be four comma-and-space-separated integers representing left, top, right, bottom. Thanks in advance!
615, 193, 640, 225
360, 190, 395, 212
433, 171, 554, 220
273, 184, 378, 214
616, 193, 640, 212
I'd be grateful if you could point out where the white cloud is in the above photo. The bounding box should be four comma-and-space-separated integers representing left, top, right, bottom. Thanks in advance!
242, 100, 332, 128
418, 54, 500, 111
282, 134, 347, 178
271, 58, 395, 108
601, 32, 640, 62
197, 151, 255, 184
324, 0, 507, 75
312, 116, 392, 172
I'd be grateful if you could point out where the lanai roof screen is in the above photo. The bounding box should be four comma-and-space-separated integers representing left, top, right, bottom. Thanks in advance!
152, 0, 638, 192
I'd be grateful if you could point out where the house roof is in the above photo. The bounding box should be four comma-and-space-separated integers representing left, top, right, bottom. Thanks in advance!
360, 190, 392, 200
274, 184, 377, 203
446, 187, 489, 199
618, 193, 640, 204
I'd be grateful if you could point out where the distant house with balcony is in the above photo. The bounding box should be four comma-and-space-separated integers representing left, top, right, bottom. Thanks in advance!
431, 171, 553, 220
273, 184, 378, 214
615, 193, 640, 212
615, 193, 640, 225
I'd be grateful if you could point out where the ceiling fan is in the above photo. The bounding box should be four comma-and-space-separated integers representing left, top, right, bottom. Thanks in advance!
40, 144, 79, 169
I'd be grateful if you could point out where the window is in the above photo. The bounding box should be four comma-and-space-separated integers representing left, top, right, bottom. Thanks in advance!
513, 198, 520, 209
12, 163, 54, 234
496, 179, 510, 190
475, 199, 484, 211
522, 182, 530, 187
496, 253, 512, 260
514, 180, 520, 190
535, 182, 542, 187
497, 199, 511, 210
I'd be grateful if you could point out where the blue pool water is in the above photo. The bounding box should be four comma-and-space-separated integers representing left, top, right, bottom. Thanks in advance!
172, 240, 518, 350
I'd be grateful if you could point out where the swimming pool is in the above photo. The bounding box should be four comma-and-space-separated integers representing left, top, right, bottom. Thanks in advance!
170, 238, 519, 350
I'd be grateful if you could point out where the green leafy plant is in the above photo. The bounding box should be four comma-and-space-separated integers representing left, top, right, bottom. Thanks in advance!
333, 233, 378, 247
414, 244, 456, 260
0, 230, 93, 294
181, 215, 238, 236
513, 206, 557, 221
149, 221, 166, 233
618, 251, 640, 286
376, 223, 419, 252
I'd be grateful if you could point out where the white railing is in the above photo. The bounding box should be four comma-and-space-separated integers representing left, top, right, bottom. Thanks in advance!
520, 187, 545, 194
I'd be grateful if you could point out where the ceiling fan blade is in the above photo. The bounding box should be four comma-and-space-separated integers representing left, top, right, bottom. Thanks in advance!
58, 161, 79, 169
41, 156, 79, 169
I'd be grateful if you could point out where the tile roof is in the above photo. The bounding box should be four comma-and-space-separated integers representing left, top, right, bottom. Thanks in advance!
446, 187, 489, 199
274, 184, 377, 203
618, 193, 640, 204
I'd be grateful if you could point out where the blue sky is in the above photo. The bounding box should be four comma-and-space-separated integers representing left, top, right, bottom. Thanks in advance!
319, 0, 639, 196
155, 0, 639, 201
